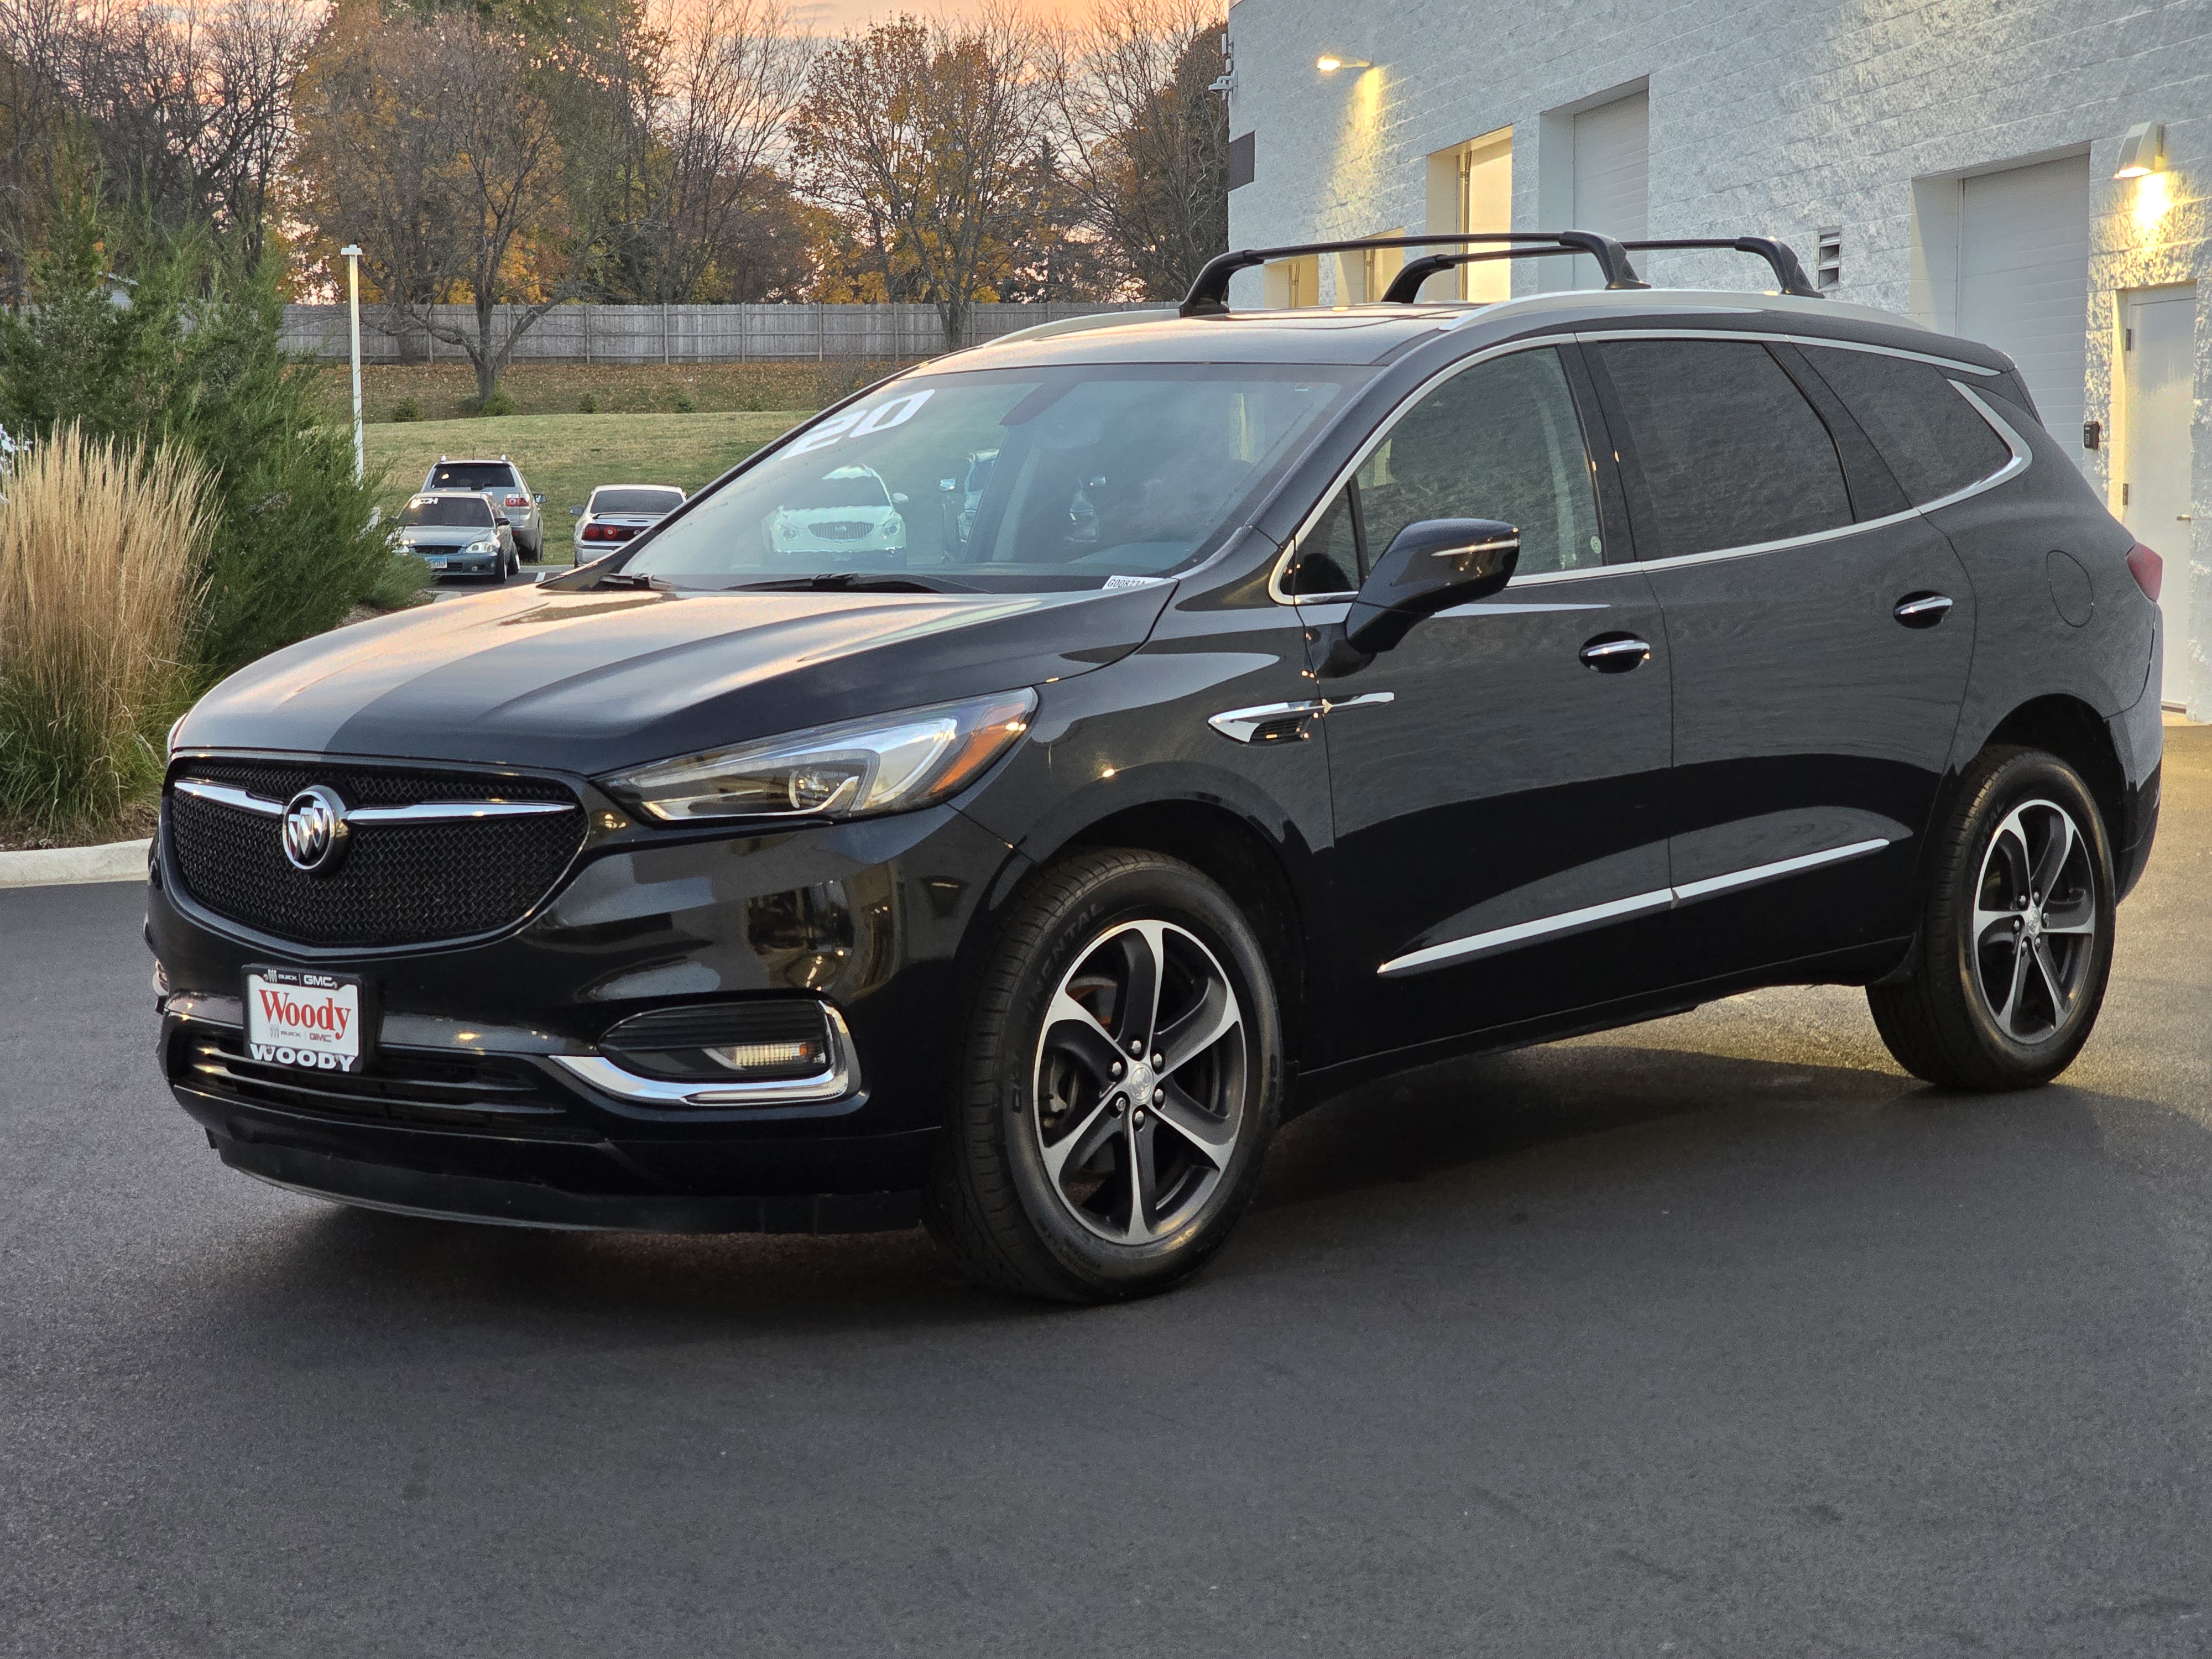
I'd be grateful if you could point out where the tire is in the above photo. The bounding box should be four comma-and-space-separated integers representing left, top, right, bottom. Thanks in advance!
925, 848, 1284, 1302
1867, 746, 2116, 1091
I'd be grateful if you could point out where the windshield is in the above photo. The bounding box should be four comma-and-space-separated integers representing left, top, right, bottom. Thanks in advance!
592, 487, 684, 514
622, 365, 1356, 592
400, 496, 495, 528
430, 462, 518, 492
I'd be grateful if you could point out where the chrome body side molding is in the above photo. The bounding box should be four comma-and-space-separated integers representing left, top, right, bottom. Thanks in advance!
1378, 837, 1894, 977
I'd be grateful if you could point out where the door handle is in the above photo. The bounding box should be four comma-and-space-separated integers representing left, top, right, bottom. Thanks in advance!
1893, 592, 1954, 629
1578, 633, 1651, 672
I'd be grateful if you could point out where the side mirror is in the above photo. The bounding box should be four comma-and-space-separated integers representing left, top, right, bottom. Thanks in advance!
534, 493, 546, 505
567, 505, 583, 517
891, 491, 910, 507
1325, 519, 1520, 673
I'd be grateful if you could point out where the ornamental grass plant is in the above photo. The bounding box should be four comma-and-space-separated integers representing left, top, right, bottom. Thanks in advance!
0, 425, 210, 834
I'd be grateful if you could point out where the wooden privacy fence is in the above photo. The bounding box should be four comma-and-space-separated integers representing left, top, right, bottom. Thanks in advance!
281, 301, 1156, 364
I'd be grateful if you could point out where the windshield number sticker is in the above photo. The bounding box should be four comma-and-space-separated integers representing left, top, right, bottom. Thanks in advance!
786, 389, 934, 457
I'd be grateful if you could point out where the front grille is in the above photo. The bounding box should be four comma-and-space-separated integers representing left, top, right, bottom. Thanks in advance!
812, 521, 877, 542
168, 759, 587, 947
180, 1029, 589, 1137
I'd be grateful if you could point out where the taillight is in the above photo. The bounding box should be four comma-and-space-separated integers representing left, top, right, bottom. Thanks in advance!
504, 493, 528, 508
2127, 542, 2164, 603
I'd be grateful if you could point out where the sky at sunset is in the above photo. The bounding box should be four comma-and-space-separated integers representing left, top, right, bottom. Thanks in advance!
787, 0, 1090, 34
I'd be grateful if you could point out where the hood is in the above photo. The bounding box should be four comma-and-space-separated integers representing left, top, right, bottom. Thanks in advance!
175, 580, 1176, 775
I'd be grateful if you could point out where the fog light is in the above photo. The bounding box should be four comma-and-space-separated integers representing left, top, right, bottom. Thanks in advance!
599, 999, 837, 1083
707, 1039, 822, 1073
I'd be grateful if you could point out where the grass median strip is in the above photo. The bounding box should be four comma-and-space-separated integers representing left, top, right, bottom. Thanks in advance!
366, 409, 809, 564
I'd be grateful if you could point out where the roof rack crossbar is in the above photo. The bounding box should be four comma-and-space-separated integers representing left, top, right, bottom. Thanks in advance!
1620, 238, 1823, 298
1380, 246, 1583, 303
1381, 235, 1824, 304
1178, 231, 1648, 316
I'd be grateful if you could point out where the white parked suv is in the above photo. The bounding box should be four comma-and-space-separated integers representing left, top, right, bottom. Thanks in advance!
763, 465, 907, 558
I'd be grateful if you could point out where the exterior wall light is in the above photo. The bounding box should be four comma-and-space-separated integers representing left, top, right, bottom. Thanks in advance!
2114, 122, 2166, 179
1316, 55, 1371, 72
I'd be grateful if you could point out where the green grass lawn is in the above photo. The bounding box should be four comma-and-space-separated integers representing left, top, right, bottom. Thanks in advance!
366, 408, 810, 564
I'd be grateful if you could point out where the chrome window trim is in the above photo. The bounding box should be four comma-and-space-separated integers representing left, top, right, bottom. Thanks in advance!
1377, 836, 1893, 977
171, 777, 573, 823
552, 1006, 859, 1106
1270, 328, 2026, 606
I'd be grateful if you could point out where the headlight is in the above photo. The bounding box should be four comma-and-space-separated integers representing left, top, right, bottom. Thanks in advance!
601, 689, 1037, 823
466, 537, 498, 553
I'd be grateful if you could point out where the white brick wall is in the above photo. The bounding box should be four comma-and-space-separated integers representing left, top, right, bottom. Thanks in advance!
1224, 0, 2212, 711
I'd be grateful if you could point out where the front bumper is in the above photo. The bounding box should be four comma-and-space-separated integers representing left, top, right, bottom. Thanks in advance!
150, 795, 1028, 1227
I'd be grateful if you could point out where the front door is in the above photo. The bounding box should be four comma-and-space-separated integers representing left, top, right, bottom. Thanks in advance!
2121, 285, 2198, 710
1295, 345, 1676, 1061
1587, 336, 1977, 978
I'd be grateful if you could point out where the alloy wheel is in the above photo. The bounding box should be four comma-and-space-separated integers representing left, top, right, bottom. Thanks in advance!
1970, 797, 2098, 1044
1031, 920, 1248, 1244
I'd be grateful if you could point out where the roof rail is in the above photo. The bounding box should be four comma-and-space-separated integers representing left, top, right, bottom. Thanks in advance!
1380, 234, 1823, 304
1179, 231, 1647, 316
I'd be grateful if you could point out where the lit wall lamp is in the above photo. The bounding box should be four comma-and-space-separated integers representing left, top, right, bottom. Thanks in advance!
2114, 122, 2166, 179
1316, 55, 1371, 72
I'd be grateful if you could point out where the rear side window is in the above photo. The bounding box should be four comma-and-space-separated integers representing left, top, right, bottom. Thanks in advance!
1593, 340, 1853, 559
1797, 347, 2013, 506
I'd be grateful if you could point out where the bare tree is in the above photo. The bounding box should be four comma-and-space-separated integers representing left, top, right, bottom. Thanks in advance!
1046, 0, 1225, 301
623, 0, 808, 301
790, 11, 1048, 349
0, 0, 312, 275
296, 7, 597, 402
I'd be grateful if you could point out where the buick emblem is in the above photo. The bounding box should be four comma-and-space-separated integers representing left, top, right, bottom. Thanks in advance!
281, 785, 350, 874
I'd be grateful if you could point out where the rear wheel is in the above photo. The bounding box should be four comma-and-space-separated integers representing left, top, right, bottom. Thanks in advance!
1868, 747, 2115, 1090
926, 849, 1282, 1302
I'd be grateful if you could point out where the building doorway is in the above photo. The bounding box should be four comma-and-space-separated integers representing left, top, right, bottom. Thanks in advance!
2120, 283, 2199, 710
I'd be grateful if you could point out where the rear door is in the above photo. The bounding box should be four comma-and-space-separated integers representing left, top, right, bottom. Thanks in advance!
1585, 335, 1978, 979
1294, 344, 1677, 1058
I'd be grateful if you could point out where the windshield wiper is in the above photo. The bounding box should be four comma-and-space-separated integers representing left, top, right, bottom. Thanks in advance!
596, 570, 663, 589
725, 572, 979, 594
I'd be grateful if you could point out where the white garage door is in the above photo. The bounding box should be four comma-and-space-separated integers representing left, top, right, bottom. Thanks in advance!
1958, 154, 2090, 469
1572, 92, 1648, 289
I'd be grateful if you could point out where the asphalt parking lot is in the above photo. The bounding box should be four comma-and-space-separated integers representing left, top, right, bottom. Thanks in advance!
6, 728, 2210, 1657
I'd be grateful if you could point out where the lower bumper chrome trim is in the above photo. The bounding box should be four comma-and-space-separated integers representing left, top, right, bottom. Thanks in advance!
551, 1006, 859, 1105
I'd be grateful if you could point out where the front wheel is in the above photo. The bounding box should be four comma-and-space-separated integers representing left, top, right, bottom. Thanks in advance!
926, 849, 1282, 1302
1868, 747, 2116, 1091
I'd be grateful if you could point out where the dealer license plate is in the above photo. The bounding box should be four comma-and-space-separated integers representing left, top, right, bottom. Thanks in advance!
245, 968, 367, 1073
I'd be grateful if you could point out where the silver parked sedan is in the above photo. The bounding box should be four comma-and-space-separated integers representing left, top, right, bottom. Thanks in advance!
421, 456, 545, 558
394, 491, 518, 580
570, 484, 687, 557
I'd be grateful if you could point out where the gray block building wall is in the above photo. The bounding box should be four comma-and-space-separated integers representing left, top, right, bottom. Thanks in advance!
1220, 0, 2212, 713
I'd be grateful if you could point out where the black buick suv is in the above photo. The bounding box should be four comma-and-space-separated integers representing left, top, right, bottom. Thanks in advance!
151, 233, 2164, 1301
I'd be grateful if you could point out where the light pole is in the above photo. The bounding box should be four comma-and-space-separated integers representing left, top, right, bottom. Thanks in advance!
341, 244, 364, 484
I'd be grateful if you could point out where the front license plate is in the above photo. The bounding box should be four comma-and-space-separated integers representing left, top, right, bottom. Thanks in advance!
245, 968, 368, 1073
425, 556, 448, 568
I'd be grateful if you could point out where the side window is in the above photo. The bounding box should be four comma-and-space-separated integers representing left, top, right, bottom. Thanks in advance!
1290, 489, 1360, 595
1290, 347, 1603, 593
1798, 347, 2014, 507
1593, 340, 1854, 558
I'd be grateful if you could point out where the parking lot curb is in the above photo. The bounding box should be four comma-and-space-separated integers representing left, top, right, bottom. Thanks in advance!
0, 838, 151, 889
